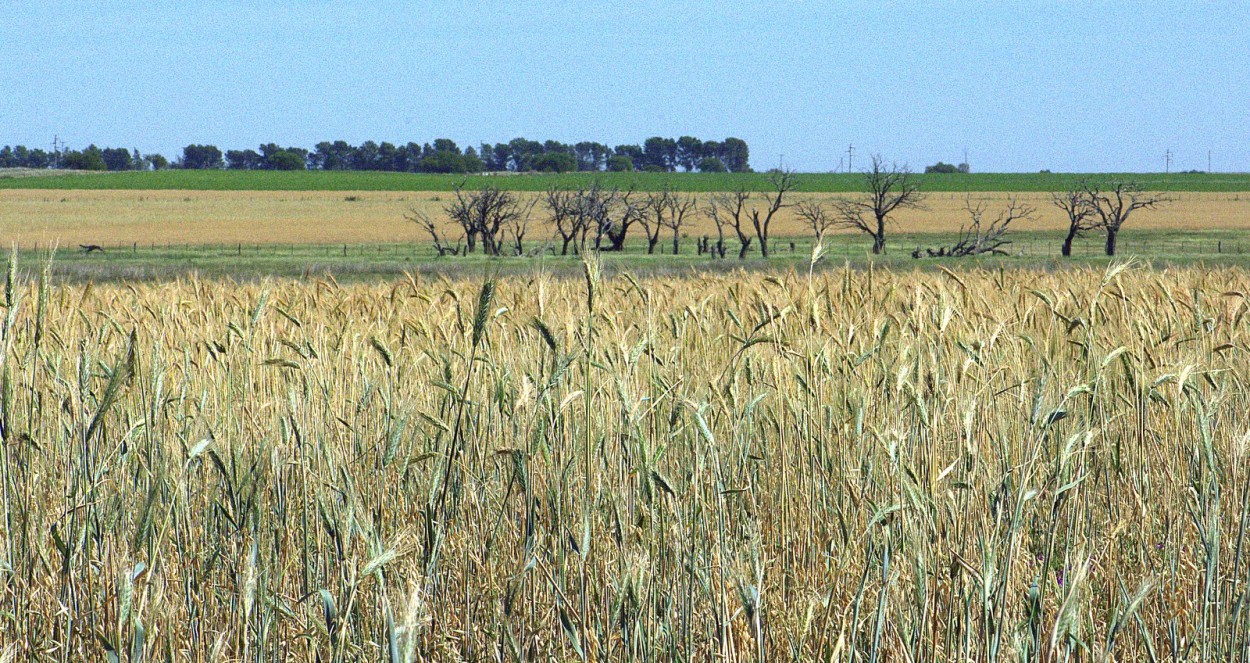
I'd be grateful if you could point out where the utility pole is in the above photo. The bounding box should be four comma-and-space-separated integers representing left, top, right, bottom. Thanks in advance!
1208, 150, 1212, 173
847, 144, 854, 173
52, 135, 62, 168
1165, 149, 1172, 174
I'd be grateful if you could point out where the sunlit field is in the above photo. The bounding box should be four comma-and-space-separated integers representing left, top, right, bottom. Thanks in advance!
1, 188, 1247, 249
4, 257, 1250, 660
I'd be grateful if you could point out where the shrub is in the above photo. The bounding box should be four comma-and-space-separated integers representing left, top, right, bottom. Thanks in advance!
924, 161, 961, 174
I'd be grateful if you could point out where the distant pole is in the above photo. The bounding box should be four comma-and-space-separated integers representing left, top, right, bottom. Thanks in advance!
847, 144, 855, 172
1208, 150, 1212, 173
1165, 149, 1172, 174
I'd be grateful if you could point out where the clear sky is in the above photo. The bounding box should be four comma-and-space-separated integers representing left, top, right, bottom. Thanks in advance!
1, 1, 1246, 173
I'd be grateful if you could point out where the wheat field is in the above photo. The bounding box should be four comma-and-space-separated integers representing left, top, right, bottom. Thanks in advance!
2, 256, 1250, 660
1, 189, 1247, 248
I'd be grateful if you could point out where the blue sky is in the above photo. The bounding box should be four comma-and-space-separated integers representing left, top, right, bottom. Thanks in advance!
1, 1, 1246, 172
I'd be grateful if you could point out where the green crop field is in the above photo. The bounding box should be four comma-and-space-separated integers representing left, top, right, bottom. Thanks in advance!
3, 168, 1249, 192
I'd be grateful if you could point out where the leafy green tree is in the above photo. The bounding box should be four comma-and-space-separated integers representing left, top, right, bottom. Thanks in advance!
462, 149, 485, 173
533, 152, 577, 173
377, 142, 400, 170
676, 136, 703, 171
642, 136, 677, 171
101, 147, 135, 171
432, 138, 461, 154
720, 137, 750, 172
268, 150, 305, 170
507, 137, 544, 171
226, 149, 262, 169
353, 141, 382, 170
697, 156, 727, 173
607, 155, 634, 172
574, 141, 610, 171
614, 144, 644, 166
313, 141, 354, 170
63, 145, 107, 170
180, 144, 224, 169
419, 150, 470, 173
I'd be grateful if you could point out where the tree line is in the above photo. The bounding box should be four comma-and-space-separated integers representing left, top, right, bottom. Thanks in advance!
414, 156, 1166, 260
0, 135, 750, 174
0, 144, 169, 171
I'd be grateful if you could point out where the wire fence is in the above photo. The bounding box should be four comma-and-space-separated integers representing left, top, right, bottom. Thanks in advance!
20, 234, 1250, 262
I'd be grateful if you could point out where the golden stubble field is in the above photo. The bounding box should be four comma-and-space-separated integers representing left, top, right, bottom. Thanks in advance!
3, 260, 1250, 660
1, 189, 1247, 247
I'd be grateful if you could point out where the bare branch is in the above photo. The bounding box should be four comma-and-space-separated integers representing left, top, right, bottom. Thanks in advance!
748, 169, 796, 258
833, 156, 925, 254
795, 199, 836, 240
706, 189, 752, 259
1052, 182, 1098, 257
1082, 181, 1170, 256
915, 196, 1034, 258
405, 207, 462, 257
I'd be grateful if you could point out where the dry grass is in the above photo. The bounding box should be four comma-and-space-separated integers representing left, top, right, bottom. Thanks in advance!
1, 188, 1247, 248
2, 256, 1250, 660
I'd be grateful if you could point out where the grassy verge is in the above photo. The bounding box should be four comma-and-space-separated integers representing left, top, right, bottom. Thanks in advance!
31, 228, 1250, 281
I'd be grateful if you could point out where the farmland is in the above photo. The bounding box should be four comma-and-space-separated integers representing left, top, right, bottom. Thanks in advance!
3, 168, 1250, 660
3, 257, 1250, 660
3, 168, 1250, 193
1, 188, 1248, 250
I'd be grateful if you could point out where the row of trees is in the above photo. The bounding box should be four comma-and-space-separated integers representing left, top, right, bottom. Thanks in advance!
0, 144, 168, 171
410, 171, 796, 259
1, 135, 751, 174
411, 156, 1165, 260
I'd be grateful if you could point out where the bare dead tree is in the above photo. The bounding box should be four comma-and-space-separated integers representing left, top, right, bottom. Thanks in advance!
794, 199, 837, 242
1052, 184, 1098, 257
915, 197, 1034, 258
707, 189, 753, 259
603, 189, 642, 252
662, 191, 698, 255
544, 187, 582, 255
749, 169, 796, 258
706, 217, 726, 259
1085, 182, 1169, 256
546, 183, 634, 254
639, 188, 671, 254
445, 185, 528, 256
832, 156, 925, 254
405, 207, 463, 256
507, 198, 538, 255
573, 182, 618, 252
